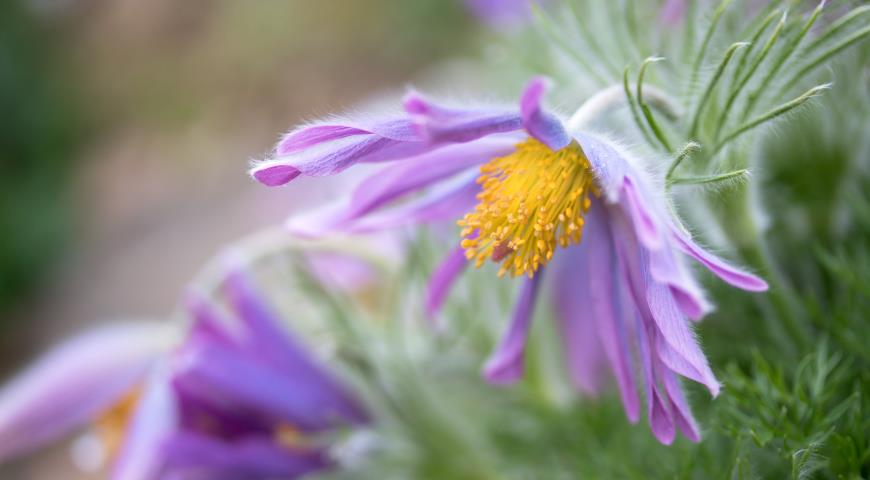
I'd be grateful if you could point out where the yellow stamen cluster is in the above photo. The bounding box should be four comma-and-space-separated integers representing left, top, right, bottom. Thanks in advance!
458, 138, 596, 278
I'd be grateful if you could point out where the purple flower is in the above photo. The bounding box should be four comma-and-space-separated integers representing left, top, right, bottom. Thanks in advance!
251, 77, 768, 444
464, 0, 541, 29
0, 269, 367, 478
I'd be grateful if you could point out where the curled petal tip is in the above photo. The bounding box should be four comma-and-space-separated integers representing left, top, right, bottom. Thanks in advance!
251, 163, 301, 187
481, 360, 523, 386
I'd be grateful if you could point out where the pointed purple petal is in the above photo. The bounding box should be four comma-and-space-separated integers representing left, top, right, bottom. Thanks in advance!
553, 244, 607, 395
636, 321, 676, 445
620, 177, 663, 250
671, 228, 768, 292
111, 368, 176, 480
610, 210, 719, 396
223, 272, 368, 425
661, 369, 701, 442
344, 137, 515, 221
519, 76, 571, 150
646, 275, 720, 396
0, 323, 169, 462
584, 204, 641, 419
482, 274, 544, 385
425, 246, 468, 319
161, 432, 328, 479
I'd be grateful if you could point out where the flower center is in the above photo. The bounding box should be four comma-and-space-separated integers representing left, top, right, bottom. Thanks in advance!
458, 138, 596, 278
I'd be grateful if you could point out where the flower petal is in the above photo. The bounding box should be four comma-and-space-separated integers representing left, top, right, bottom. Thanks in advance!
111, 367, 177, 480
661, 369, 701, 442
584, 204, 641, 419
482, 274, 544, 385
425, 246, 469, 320
671, 228, 769, 292
343, 137, 515, 222
519, 76, 572, 150
553, 244, 607, 395
0, 323, 170, 462
223, 272, 369, 425
161, 432, 328, 479
636, 321, 676, 445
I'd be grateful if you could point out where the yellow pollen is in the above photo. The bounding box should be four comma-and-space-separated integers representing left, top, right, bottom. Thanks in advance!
95, 387, 141, 458
457, 138, 596, 278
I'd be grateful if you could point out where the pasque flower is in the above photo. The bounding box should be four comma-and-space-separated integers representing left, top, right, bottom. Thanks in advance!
0, 268, 367, 478
251, 77, 768, 443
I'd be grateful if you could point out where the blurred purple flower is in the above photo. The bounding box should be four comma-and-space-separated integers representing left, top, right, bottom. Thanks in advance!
464, 0, 541, 29
660, 0, 687, 25
0, 268, 367, 478
251, 77, 768, 444
0, 323, 168, 464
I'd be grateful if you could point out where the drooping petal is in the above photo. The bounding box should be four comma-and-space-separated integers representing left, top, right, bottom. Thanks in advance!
552, 243, 607, 396
636, 320, 676, 445
519, 76, 572, 150
340, 137, 515, 223
337, 175, 481, 234
111, 367, 177, 480
661, 369, 701, 442
173, 341, 353, 433
671, 228, 768, 292
0, 323, 171, 462
583, 204, 641, 419
425, 246, 469, 319
161, 432, 328, 480
252, 135, 431, 186
404, 95, 522, 144
406, 77, 570, 150
646, 240, 712, 321
609, 210, 719, 396
223, 272, 369, 425
482, 273, 544, 385
645, 273, 720, 396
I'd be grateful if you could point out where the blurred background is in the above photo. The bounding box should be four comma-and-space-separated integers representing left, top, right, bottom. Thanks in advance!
0, 1, 477, 477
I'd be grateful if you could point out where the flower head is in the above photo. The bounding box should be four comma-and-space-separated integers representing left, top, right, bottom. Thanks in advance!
0, 266, 367, 478
251, 76, 768, 443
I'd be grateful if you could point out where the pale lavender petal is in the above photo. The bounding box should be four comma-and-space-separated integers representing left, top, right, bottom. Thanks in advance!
661, 369, 701, 442
610, 210, 719, 396
0, 323, 170, 462
552, 244, 607, 396
671, 228, 769, 292
404, 96, 523, 145
482, 274, 544, 385
583, 204, 641, 419
306, 252, 379, 293
519, 76, 571, 150
343, 137, 516, 222
645, 261, 720, 396
620, 177, 663, 250
277, 125, 368, 155
573, 132, 630, 202
647, 241, 712, 321
161, 432, 328, 479
425, 246, 468, 319
343, 176, 481, 234
111, 368, 177, 480
285, 175, 479, 238
636, 321, 676, 445
252, 135, 432, 186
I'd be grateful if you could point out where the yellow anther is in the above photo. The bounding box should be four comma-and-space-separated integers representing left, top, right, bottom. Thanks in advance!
458, 138, 597, 277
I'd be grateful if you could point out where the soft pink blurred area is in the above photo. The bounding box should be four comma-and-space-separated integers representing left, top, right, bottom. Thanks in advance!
0, 1, 468, 477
